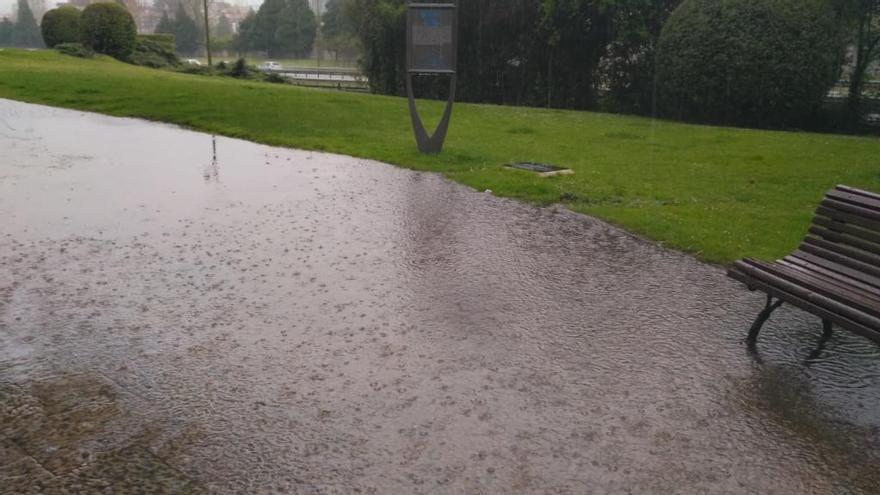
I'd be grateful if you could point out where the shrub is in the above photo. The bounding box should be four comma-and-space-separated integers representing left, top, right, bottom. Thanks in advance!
228, 57, 260, 79
178, 64, 213, 75
138, 32, 175, 52
264, 72, 288, 84
127, 34, 180, 68
655, 0, 844, 128
54, 42, 94, 58
231, 57, 248, 77
80, 2, 136, 59
41, 6, 81, 48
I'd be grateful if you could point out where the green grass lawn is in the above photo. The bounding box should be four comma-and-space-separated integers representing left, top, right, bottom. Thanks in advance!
2, 49, 879, 264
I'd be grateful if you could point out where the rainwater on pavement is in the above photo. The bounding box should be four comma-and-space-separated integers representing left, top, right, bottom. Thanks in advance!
1, 98, 879, 494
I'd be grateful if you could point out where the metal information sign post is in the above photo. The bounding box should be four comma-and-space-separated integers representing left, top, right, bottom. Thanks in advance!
406, 2, 457, 154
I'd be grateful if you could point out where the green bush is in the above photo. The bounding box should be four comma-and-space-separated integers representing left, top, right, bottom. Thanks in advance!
178, 64, 213, 76
40, 6, 81, 48
128, 34, 180, 68
231, 57, 248, 77
227, 57, 261, 79
264, 72, 288, 84
80, 2, 136, 59
138, 33, 175, 52
54, 42, 95, 58
655, 0, 844, 128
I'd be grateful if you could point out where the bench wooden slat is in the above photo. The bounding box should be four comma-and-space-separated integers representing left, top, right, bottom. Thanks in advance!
820, 198, 880, 223
743, 259, 880, 318
796, 243, 880, 281
801, 236, 880, 269
729, 265, 880, 344
733, 260, 880, 330
836, 185, 880, 202
815, 206, 880, 233
808, 225, 880, 256
826, 189, 880, 212
788, 250, 880, 289
780, 257, 880, 298
812, 216, 880, 246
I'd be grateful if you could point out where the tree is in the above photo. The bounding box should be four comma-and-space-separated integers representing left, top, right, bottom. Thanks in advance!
321, 0, 358, 60
245, 0, 316, 58
232, 9, 255, 53
348, 0, 406, 95
155, 10, 174, 35
41, 6, 81, 48
350, 0, 612, 109
80, 2, 137, 59
535, 0, 612, 109
596, 0, 681, 114
215, 13, 233, 38
843, 0, 880, 122
175, 2, 201, 54
655, 0, 845, 128
251, 0, 286, 54
275, 0, 316, 57
12, 0, 43, 48
161, 2, 201, 54
0, 18, 13, 46
321, 0, 345, 39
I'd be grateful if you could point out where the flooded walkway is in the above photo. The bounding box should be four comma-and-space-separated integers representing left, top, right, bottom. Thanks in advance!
1, 98, 879, 494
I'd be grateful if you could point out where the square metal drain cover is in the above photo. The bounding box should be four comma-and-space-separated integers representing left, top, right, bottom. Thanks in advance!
506, 162, 574, 177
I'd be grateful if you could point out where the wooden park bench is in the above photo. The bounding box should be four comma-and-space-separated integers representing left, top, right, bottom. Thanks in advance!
728, 185, 880, 346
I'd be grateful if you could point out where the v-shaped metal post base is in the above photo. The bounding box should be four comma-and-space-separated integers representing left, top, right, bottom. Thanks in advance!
406, 73, 456, 154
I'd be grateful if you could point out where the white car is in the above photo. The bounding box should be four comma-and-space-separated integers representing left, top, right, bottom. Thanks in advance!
184, 59, 202, 66
259, 61, 282, 71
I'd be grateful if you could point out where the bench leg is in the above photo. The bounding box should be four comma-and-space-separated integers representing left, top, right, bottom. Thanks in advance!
822, 319, 833, 339
747, 295, 784, 345
806, 320, 835, 362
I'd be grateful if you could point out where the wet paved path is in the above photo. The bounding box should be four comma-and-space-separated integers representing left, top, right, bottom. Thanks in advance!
1, 99, 879, 494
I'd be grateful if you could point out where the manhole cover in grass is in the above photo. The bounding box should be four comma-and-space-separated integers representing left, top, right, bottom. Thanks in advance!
506, 162, 574, 177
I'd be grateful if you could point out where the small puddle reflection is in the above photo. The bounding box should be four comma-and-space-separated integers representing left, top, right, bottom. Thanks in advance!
202, 136, 219, 184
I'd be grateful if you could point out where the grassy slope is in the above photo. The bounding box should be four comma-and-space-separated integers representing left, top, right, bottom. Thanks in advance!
2, 49, 879, 264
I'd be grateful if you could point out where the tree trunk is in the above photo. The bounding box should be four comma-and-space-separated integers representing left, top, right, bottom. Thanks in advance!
203, 0, 212, 68
848, 15, 867, 123
547, 51, 553, 108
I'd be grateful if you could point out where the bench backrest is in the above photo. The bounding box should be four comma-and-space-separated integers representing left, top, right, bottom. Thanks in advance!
803, 185, 880, 284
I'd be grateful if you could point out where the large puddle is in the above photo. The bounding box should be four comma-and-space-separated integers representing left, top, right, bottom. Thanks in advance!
1, 98, 879, 493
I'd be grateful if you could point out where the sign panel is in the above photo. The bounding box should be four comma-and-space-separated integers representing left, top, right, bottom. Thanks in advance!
407, 4, 457, 74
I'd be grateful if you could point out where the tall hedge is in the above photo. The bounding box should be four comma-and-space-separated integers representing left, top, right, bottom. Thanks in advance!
655, 0, 844, 128
41, 6, 82, 48
80, 2, 136, 59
